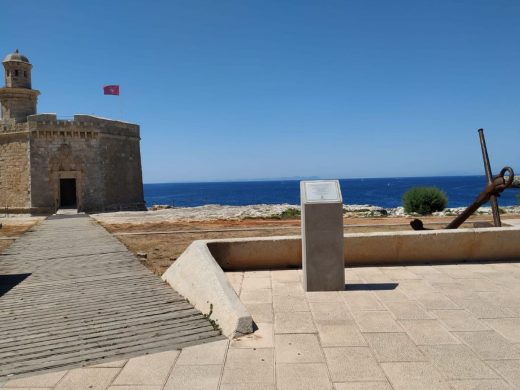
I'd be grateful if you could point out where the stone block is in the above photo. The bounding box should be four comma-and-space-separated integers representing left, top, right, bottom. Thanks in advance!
300, 180, 344, 291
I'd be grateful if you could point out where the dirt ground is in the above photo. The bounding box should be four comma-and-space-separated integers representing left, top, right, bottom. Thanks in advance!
98, 214, 518, 276
0, 220, 40, 253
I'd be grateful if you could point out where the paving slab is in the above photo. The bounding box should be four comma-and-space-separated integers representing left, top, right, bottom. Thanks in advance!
414, 292, 460, 310
323, 347, 386, 382
244, 303, 273, 323
419, 345, 499, 380
272, 281, 304, 297
398, 319, 461, 345
447, 379, 514, 389
333, 382, 392, 390
485, 360, 520, 385
276, 363, 332, 390
221, 348, 274, 384
111, 350, 179, 386
483, 318, 520, 343
453, 331, 520, 360
220, 384, 275, 390
341, 291, 385, 311
309, 301, 353, 321
430, 310, 491, 331
107, 386, 163, 390
239, 289, 272, 304
364, 333, 426, 362
2, 370, 67, 388
163, 364, 222, 390
274, 334, 324, 363
54, 368, 120, 390
272, 295, 310, 312
231, 323, 273, 349
315, 320, 367, 347
383, 300, 434, 319
241, 277, 271, 290
352, 311, 403, 333
274, 312, 316, 334
381, 362, 451, 389
175, 339, 228, 365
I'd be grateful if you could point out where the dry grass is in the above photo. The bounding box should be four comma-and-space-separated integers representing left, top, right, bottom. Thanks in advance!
0, 220, 40, 254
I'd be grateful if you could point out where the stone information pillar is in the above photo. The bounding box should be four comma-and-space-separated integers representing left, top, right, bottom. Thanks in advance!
300, 180, 345, 292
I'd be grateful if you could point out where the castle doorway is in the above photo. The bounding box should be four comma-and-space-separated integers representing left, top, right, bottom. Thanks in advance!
59, 178, 77, 208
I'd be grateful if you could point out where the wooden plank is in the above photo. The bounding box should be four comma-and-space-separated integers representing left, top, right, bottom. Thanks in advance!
0, 214, 221, 379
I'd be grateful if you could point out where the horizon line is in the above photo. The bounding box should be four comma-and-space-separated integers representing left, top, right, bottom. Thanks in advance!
143, 173, 489, 185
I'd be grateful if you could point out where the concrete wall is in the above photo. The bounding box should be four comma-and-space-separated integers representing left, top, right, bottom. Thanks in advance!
162, 241, 253, 338
0, 131, 30, 210
207, 227, 520, 270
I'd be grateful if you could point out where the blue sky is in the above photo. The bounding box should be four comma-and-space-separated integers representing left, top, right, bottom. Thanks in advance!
2, 0, 519, 183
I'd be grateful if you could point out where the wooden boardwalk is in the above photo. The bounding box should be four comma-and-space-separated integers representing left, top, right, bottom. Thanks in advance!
0, 214, 223, 380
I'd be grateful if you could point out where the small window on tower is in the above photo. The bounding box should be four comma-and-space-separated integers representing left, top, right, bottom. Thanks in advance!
24, 71, 27, 77
6, 70, 9, 77
14, 70, 18, 77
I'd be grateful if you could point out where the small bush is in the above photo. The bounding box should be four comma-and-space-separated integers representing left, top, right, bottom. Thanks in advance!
270, 208, 301, 220
280, 208, 301, 219
402, 186, 448, 215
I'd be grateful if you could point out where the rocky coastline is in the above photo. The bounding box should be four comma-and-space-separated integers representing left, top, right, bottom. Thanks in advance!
91, 203, 520, 224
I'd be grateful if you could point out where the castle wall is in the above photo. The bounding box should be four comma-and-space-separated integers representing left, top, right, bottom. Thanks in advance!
27, 115, 145, 213
0, 131, 31, 210
0, 89, 39, 123
99, 135, 145, 211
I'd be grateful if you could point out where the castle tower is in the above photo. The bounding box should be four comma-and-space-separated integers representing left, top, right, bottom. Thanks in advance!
0, 49, 40, 123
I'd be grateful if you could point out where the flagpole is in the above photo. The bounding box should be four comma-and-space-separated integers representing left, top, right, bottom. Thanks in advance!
103, 85, 122, 119
118, 89, 123, 120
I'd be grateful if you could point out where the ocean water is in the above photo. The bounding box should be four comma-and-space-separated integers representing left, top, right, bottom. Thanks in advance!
143, 176, 520, 209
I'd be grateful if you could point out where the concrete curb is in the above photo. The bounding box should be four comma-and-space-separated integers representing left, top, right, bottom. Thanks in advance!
161, 241, 253, 339
206, 227, 520, 269
162, 226, 520, 338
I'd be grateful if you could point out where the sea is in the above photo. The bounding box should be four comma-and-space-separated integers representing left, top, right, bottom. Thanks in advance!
143, 176, 520, 209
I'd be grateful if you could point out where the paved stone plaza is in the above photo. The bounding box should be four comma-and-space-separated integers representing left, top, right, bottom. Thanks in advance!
3, 261, 520, 389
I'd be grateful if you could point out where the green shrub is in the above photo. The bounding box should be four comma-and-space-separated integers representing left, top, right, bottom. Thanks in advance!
270, 207, 301, 220
402, 186, 448, 215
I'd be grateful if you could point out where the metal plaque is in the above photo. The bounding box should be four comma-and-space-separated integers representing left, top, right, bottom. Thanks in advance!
303, 181, 341, 203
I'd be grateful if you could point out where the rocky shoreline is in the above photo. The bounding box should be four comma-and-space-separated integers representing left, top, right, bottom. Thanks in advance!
91, 203, 520, 224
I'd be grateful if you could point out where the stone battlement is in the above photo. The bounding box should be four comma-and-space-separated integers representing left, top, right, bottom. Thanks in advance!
1, 113, 140, 138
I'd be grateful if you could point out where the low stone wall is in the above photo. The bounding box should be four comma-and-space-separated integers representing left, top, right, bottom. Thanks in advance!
208, 227, 520, 269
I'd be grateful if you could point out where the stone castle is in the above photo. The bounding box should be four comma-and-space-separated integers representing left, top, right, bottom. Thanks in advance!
0, 50, 145, 213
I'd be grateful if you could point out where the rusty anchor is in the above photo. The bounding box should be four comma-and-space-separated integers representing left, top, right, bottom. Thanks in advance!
411, 129, 515, 230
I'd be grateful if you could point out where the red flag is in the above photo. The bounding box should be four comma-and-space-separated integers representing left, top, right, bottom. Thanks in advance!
103, 85, 120, 95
